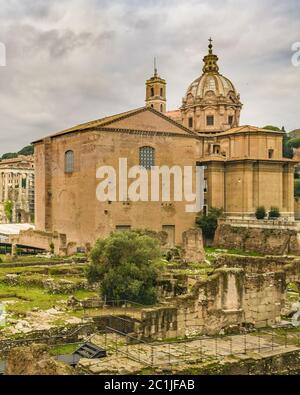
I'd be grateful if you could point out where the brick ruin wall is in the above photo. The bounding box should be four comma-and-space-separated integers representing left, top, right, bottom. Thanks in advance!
214, 224, 300, 255
136, 256, 300, 340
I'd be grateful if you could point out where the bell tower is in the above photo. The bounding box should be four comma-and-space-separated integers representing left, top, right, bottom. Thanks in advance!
145, 58, 166, 113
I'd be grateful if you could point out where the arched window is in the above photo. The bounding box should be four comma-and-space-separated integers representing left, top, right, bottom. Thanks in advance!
151, 87, 154, 97
65, 150, 74, 174
139, 146, 155, 170
160, 104, 163, 112
160, 88, 163, 97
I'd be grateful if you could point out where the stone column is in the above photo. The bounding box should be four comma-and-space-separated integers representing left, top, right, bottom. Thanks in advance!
4, 172, 9, 201
18, 173, 22, 203
0, 172, 3, 202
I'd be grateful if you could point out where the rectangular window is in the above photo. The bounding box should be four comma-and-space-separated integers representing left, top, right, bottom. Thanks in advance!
139, 146, 155, 170
268, 149, 274, 159
207, 115, 214, 126
188, 117, 193, 128
204, 178, 208, 193
116, 225, 131, 232
213, 144, 220, 154
228, 115, 234, 125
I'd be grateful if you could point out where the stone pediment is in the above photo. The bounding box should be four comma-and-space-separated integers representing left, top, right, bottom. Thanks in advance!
101, 107, 196, 136
33, 107, 196, 143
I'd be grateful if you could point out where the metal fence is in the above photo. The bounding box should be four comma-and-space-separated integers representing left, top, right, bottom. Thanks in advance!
97, 321, 300, 367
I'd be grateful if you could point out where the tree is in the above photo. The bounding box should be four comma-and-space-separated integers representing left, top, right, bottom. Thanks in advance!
268, 206, 280, 219
262, 125, 281, 131
86, 231, 163, 305
1, 153, 18, 160
255, 206, 266, 220
196, 207, 223, 240
288, 137, 300, 149
18, 145, 34, 156
282, 127, 293, 159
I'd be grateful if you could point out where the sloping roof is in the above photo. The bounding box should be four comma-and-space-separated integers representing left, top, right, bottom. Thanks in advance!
213, 125, 285, 137
166, 109, 181, 118
33, 107, 198, 143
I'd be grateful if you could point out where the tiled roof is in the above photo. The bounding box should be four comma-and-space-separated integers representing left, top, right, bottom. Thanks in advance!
33, 107, 198, 143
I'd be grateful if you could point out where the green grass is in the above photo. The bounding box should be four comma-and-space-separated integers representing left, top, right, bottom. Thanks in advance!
205, 247, 264, 257
0, 264, 87, 276
0, 255, 63, 263
49, 342, 82, 356
0, 283, 97, 315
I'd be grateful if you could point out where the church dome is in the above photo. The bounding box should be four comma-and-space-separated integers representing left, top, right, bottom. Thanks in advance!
183, 39, 239, 103
180, 39, 242, 133
185, 73, 237, 100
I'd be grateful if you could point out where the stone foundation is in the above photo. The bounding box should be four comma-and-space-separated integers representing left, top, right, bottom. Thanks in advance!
135, 255, 300, 340
214, 223, 300, 255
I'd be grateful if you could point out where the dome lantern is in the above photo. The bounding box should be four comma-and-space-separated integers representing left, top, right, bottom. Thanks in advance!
180, 39, 243, 133
203, 38, 219, 73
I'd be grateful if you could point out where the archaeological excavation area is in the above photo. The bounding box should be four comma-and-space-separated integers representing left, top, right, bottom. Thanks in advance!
1, 236, 300, 376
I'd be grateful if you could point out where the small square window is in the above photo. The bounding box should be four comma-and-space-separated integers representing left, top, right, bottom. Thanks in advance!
207, 115, 214, 126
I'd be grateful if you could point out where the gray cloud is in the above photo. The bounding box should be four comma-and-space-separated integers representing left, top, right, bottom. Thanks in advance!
0, 0, 299, 154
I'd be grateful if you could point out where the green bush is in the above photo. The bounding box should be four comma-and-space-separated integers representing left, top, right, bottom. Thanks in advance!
268, 206, 280, 219
196, 207, 223, 240
255, 206, 266, 220
86, 231, 163, 305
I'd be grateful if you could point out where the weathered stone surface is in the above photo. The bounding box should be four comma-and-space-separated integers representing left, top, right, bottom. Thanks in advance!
135, 254, 300, 340
182, 228, 205, 263
5, 344, 74, 375
214, 224, 300, 255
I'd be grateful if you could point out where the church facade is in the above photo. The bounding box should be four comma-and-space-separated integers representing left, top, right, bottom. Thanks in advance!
32, 41, 295, 252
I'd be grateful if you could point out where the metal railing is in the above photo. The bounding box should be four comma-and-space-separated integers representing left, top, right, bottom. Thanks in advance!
95, 324, 300, 367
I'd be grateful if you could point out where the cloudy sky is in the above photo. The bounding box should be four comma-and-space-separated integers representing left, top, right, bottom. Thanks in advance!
0, 0, 299, 155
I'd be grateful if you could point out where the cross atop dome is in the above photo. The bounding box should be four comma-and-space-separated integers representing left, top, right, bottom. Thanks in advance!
203, 37, 219, 73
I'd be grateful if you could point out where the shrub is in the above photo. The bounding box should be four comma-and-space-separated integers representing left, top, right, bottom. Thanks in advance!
268, 206, 280, 219
196, 207, 223, 240
255, 206, 266, 220
86, 231, 163, 305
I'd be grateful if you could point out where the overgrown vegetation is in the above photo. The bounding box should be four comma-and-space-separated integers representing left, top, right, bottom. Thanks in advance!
86, 231, 164, 305
196, 207, 223, 240
4, 200, 13, 222
1, 145, 34, 160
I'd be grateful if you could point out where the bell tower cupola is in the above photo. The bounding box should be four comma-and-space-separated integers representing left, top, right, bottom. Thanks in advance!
145, 58, 167, 113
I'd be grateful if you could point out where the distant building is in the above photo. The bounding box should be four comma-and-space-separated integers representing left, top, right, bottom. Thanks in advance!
0, 155, 34, 223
